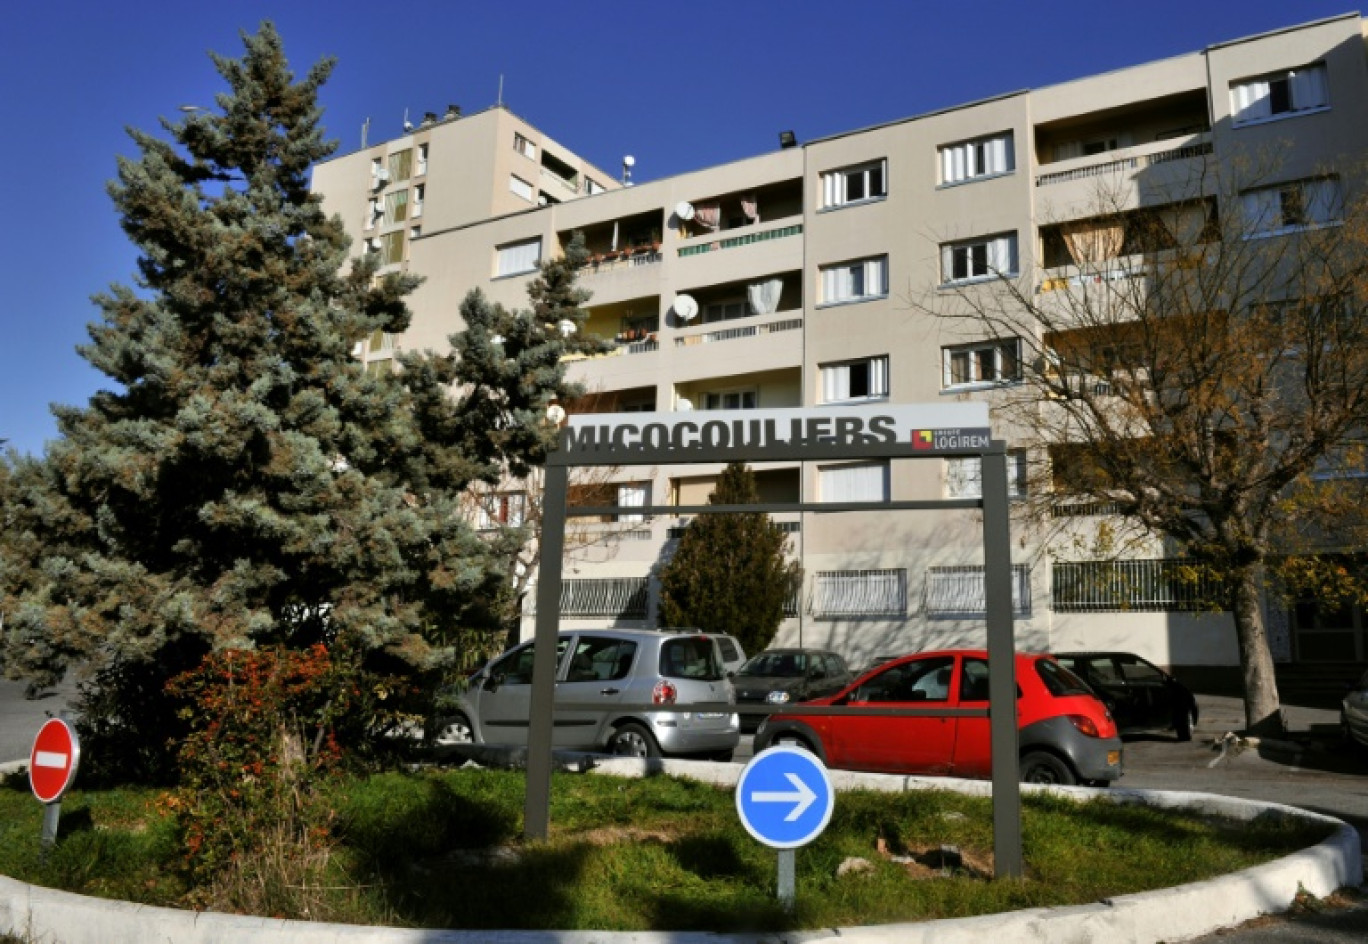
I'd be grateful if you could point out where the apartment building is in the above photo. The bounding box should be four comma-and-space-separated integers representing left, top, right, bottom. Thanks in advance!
312, 14, 1368, 686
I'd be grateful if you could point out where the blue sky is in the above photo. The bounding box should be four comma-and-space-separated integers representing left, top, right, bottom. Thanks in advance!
1, 0, 1358, 456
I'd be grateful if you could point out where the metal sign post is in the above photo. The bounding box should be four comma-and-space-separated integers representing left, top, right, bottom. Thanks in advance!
523, 402, 1022, 878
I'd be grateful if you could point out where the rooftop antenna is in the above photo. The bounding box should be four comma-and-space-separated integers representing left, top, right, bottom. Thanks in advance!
361, 117, 370, 149
497, 74, 504, 107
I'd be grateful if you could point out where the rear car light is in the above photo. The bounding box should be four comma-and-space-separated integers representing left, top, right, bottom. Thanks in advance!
652, 680, 678, 705
1067, 714, 1102, 738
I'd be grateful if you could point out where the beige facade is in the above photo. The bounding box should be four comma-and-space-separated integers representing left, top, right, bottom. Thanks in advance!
313, 15, 1368, 675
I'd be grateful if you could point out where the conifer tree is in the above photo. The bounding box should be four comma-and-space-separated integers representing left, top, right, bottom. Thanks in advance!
657, 463, 800, 654
0, 24, 595, 773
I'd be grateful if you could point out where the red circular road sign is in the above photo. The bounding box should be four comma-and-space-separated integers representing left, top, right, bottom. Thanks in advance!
29, 718, 80, 804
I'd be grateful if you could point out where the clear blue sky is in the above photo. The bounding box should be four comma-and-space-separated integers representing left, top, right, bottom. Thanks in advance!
1, 1, 1358, 456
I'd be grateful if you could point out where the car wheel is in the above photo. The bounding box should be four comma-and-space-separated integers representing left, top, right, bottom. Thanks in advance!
1020, 750, 1077, 786
433, 713, 473, 746
609, 722, 661, 758
1174, 706, 1196, 742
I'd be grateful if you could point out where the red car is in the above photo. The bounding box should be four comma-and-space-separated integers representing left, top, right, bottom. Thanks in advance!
753, 649, 1122, 786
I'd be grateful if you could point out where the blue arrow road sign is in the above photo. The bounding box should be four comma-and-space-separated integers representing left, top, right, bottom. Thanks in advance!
735, 745, 835, 849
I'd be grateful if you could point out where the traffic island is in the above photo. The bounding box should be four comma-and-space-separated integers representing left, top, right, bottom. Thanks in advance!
0, 755, 1358, 944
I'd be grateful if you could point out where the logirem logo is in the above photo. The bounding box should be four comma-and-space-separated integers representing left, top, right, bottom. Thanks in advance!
913, 428, 992, 451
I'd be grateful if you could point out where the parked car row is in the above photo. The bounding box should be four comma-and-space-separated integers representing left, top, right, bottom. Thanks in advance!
433, 632, 1228, 787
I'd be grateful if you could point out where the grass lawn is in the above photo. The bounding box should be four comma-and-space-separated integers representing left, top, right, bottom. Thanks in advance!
0, 766, 1332, 933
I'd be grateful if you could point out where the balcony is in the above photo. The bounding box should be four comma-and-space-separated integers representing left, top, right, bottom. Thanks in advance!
678, 221, 803, 258
675, 314, 802, 348
1035, 135, 1214, 189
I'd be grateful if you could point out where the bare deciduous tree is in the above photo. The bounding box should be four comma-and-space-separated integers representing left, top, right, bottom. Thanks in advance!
916, 160, 1368, 734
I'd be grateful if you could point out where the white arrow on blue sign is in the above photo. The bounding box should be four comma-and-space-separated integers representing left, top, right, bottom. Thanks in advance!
735, 745, 835, 849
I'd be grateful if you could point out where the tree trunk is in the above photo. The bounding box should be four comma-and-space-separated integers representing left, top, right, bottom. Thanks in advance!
1230, 566, 1285, 736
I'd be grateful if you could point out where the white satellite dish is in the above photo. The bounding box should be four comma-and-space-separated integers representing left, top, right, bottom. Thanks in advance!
675, 201, 696, 222
546, 404, 567, 425
674, 294, 699, 322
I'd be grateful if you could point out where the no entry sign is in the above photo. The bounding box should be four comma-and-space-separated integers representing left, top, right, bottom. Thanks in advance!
29, 718, 79, 804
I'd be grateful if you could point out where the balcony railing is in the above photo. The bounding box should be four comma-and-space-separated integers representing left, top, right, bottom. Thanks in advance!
678, 222, 803, 258
578, 248, 662, 275
675, 316, 802, 348
1035, 136, 1213, 188
541, 166, 580, 193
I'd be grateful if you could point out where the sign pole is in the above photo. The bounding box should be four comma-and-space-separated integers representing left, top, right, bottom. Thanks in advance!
777, 849, 796, 910
41, 803, 60, 854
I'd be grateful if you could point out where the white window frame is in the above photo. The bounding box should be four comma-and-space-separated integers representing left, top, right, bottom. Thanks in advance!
702, 388, 758, 410
812, 569, 907, 617
509, 174, 534, 202
514, 132, 537, 159
940, 233, 1017, 286
942, 338, 1021, 389
819, 255, 889, 307
411, 184, 425, 219
475, 491, 527, 530
820, 355, 889, 403
416, 143, 429, 176
939, 132, 1015, 186
702, 298, 748, 324
495, 238, 542, 277
1230, 62, 1329, 127
616, 482, 649, 523
818, 461, 890, 503
364, 198, 379, 231
585, 177, 606, 195
925, 564, 1032, 618
820, 159, 887, 209
944, 450, 1028, 499
1239, 178, 1342, 239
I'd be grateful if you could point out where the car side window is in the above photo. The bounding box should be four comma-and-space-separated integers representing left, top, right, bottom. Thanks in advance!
1119, 657, 1164, 683
660, 637, 724, 681
1088, 658, 1122, 684
856, 657, 954, 703
491, 640, 569, 685
567, 637, 638, 682
961, 658, 991, 701
716, 637, 740, 663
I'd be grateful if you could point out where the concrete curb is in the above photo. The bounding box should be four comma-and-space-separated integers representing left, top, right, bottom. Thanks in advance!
0, 757, 1359, 944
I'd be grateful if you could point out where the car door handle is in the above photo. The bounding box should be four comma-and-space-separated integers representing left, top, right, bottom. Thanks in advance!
600, 687, 621, 695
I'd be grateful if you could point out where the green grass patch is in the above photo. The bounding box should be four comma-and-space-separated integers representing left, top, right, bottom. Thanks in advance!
0, 766, 1332, 932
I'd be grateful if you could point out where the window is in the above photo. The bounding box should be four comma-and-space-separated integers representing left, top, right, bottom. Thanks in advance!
383, 189, 408, 225
565, 637, 638, 683
820, 355, 889, 402
513, 132, 537, 159
616, 483, 649, 523
1240, 178, 1341, 237
942, 338, 1020, 388
370, 157, 384, 187
820, 256, 888, 305
365, 198, 379, 231
585, 177, 606, 195
819, 461, 889, 503
1052, 559, 1226, 612
378, 230, 405, 266
941, 234, 1017, 284
821, 159, 887, 208
411, 184, 424, 218
812, 569, 907, 617
940, 132, 1014, 185
416, 143, 429, 176
495, 238, 541, 277
703, 389, 757, 410
474, 491, 526, 530
509, 174, 534, 202
925, 564, 1032, 618
703, 299, 748, 323
387, 149, 413, 183
944, 450, 1028, 499
1231, 62, 1329, 126
559, 578, 649, 619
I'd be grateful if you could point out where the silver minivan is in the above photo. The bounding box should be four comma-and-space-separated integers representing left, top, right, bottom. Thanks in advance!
434, 629, 740, 760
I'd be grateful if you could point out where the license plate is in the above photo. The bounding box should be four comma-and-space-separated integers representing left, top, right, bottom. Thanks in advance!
698, 712, 725, 719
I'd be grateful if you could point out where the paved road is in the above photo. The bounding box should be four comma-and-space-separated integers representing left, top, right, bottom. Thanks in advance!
0, 677, 76, 764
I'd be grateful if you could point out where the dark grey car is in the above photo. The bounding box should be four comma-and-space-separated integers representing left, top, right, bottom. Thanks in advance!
732, 648, 853, 733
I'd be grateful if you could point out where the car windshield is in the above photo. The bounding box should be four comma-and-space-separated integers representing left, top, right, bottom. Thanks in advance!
1036, 658, 1094, 697
738, 652, 807, 678
659, 637, 724, 681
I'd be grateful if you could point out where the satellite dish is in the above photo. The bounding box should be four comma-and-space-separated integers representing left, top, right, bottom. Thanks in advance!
677, 398, 694, 412
557, 319, 577, 337
674, 294, 699, 322
623, 155, 636, 167
675, 201, 696, 222
546, 404, 567, 425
